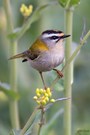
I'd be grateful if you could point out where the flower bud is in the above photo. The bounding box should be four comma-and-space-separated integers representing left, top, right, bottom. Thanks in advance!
50, 99, 55, 103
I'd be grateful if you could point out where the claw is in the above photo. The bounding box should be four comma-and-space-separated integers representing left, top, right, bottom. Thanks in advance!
53, 69, 63, 78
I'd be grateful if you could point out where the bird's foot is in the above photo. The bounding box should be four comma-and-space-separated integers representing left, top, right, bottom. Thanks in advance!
39, 72, 47, 90
53, 69, 63, 78
44, 86, 47, 90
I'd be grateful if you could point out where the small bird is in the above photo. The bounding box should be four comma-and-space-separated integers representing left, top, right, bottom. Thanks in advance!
9, 30, 70, 89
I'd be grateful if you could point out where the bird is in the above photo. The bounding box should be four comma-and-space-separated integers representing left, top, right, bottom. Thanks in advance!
9, 30, 70, 89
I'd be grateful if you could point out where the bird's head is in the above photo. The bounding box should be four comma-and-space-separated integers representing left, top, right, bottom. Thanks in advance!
40, 30, 70, 48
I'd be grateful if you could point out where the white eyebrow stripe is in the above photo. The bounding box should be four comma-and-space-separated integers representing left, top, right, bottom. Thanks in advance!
42, 33, 60, 38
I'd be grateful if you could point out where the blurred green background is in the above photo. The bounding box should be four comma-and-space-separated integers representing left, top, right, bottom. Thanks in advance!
0, 0, 90, 135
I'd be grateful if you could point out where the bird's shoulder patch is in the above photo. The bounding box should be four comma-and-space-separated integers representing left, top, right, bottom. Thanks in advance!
30, 39, 49, 52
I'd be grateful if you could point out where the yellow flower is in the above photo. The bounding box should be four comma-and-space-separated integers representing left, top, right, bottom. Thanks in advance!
36, 88, 40, 94
36, 100, 40, 104
20, 4, 33, 17
46, 88, 52, 97
45, 97, 49, 102
33, 96, 38, 100
37, 92, 41, 97
41, 100, 46, 105
44, 93, 48, 97
33, 88, 55, 106
40, 89, 44, 94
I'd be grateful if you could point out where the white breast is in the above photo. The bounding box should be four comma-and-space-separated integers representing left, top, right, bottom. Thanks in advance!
49, 44, 64, 67
29, 43, 64, 72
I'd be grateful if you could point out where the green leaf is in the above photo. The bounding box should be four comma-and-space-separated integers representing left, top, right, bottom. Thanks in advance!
70, 0, 80, 8
58, 0, 80, 9
58, 0, 68, 8
76, 129, 90, 135
0, 82, 20, 100
8, 4, 48, 40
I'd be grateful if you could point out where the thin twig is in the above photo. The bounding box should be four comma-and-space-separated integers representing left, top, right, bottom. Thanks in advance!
38, 106, 45, 135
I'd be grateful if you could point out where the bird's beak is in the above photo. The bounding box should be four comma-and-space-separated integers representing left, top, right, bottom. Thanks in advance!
60, 34, 71, 39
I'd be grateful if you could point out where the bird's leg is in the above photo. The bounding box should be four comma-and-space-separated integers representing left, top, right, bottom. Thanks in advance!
53, 68, 63, 78
39, 72, 47, 89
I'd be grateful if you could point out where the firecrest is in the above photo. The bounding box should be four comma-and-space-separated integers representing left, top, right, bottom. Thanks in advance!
9, 30, 70, 88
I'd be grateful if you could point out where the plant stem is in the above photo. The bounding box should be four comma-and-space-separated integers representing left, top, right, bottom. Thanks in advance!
64, 9, 73, 135
20, 107, 38, 135
37, 107, 44, 135
38, 126, 41, 135
3, 0, 20, 129
62, 30, 90, 71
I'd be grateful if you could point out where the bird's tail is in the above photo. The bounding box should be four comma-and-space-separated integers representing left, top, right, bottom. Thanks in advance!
9, 51, 26, 60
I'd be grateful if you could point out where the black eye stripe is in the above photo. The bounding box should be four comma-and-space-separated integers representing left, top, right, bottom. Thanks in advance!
50, 36, 59, 40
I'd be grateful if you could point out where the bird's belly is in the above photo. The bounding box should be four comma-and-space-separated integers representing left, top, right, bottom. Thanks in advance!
29, 51, 64, 72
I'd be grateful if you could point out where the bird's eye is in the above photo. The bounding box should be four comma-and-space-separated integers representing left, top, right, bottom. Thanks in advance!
51, 36, 58, 40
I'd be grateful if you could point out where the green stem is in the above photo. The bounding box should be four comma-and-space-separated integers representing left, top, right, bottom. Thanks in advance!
37, 107, 44, 135
3, 0, 20, 129
64, 9, 73, 135
38, 126, 41, 135
20, 107, 38, 135
62, 30, 90, 71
